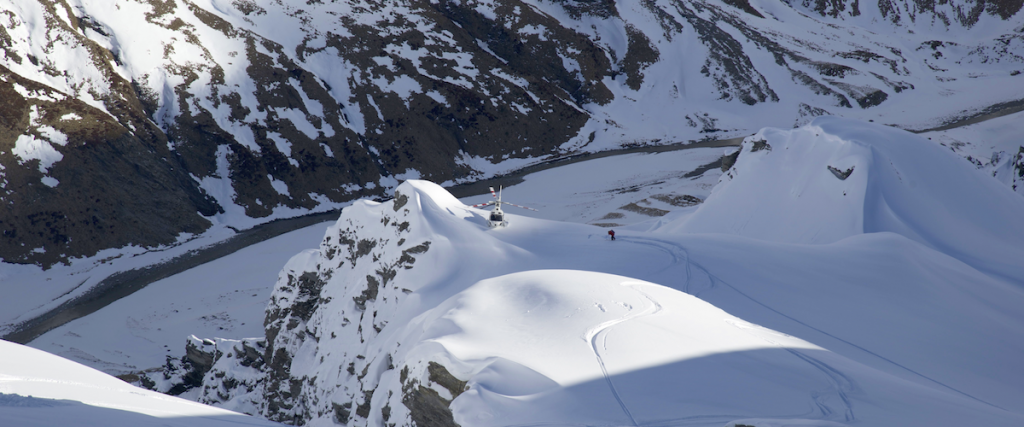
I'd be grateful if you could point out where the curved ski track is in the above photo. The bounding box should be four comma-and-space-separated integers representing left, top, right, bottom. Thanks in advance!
582, 282, 665, 426
621, 236, 1006, 414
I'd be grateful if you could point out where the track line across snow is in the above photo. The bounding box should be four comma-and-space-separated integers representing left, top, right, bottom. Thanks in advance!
582, 282, 664, 426
622, 236, 1006, 413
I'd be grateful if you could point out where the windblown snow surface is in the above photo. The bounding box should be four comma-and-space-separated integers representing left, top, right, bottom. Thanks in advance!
185, 117, 1024, 426
0, 340, 281, 427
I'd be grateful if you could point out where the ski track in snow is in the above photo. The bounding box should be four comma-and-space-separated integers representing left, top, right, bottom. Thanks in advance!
614, 236, 856, 421
582, 282, 665, 426
620, 236, 1007, 414
785, 349, 855, 422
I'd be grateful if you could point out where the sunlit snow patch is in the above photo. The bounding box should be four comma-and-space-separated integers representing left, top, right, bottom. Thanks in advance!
665, 116, 1024, 282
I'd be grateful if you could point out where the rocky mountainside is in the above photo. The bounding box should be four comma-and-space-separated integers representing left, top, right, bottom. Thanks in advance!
2, 0, 1022, 266
152, 181, 506, 424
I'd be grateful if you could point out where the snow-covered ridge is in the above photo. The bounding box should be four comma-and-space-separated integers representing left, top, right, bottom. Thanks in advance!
159, 119, 1024, 425
2, 0, 1023, 266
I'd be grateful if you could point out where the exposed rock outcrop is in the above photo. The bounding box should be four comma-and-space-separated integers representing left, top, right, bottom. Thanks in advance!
149, 183, 465, 425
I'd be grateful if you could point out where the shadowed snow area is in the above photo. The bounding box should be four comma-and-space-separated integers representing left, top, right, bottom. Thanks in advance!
424, 271, 1019, 427
187, 117, 1024, 426
0, 340, 281, 426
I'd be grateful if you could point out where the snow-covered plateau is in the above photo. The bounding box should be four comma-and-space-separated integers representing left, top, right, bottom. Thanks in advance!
82, 117, 1022, 427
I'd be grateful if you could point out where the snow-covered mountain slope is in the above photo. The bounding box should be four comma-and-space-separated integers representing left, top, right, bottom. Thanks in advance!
922, 109, 1024, 197
2, 0, 1022, 267
12, 145, 719, 386
663, 116, 1024, 282
0, 339, 283, 427
156, 115, 1024, 426
36, 104, 1024, 393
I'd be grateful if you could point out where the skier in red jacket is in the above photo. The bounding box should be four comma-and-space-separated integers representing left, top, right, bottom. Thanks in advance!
608, 230, 616, 241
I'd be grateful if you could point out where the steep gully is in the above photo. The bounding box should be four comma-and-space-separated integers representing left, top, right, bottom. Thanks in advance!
3, 102, 1020, 345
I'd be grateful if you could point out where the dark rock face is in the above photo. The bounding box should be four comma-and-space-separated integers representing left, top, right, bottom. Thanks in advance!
150, 335, 268, 400
1013, 146, 1024, 194
155, 337, 221, 396
171, 189, 438, 425
721, 149, 741, 171
553, 0, 620, 19
873, 0, 1022, 25
670, 1, 781, 106
801, 0, 862, 18
750, 138, 771, 152
151, 186, 481, 426
794, 0, 1024, 24
828, 165, 855, 180
0, 64, 219, 266
169, 338, 218, 396
0, 0, 623, 266
401, 362, 468, 427
321, 0, 611, 179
